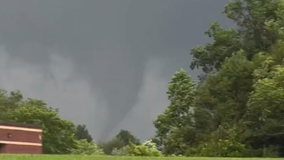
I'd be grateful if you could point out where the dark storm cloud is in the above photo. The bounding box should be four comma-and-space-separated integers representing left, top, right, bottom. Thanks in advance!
0, 0, 230, 140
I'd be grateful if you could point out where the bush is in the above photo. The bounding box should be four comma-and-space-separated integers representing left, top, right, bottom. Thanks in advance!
262, 145, 280, 157
197, 139, 247, 157
71, 139, 104, 155
98, 137, 126, 155
128, 139, 162, 156
111, 146, 129, 156
185, 147, 200, 157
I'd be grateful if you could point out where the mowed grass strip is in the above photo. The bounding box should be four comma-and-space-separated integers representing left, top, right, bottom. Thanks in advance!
0, 155, 282, 160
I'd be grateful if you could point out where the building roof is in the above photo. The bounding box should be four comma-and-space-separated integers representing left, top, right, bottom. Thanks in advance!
0, 121, 42, 129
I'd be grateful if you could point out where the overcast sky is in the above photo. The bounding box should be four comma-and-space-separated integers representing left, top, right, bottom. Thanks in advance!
0, 0, 231, 141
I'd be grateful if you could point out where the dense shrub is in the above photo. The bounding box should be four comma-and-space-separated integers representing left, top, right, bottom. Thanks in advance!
111, 146, 129, 156
98, 137, 126, 155
128, 139, 162, 156
262, 145, 280, 157
185, 139, 247, 157
71, 139, 104, 155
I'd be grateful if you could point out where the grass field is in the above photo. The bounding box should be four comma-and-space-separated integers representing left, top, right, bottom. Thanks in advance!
0, 155, 282, 160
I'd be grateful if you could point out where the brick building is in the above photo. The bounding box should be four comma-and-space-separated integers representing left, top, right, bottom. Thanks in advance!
0, 122, 42, 154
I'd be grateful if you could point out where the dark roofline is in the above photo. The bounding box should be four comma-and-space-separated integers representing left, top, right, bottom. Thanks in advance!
0, 121, 42, 129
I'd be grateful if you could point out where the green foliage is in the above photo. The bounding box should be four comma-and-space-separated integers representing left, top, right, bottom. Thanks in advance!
111, 139, 162, 156
155, 0, 284, 157
111, 146, 129, 156
98, 137, 126, 155
128, 140, 162, 157
115, 130, 140, 145
99, 130, 140, 155
3, 155, 284, 160
5, 99, 78, 154
241, 52, 284, 156
190, 22, 241, 73
197, 51, 255, 129
0, 90, 23, 120
75, 124, 93, 143
186, 127, 248, 157
71, 139, 104, 155
0, 89, 104, 155
262, 145, 280, 157
190, 0, 284, 74
197, 139, 247, 157
153, 68, 196, 155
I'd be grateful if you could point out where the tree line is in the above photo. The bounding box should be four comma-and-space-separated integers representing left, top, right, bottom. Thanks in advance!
0, 88, 159, 155
152, 0, 284, 157
1, 0, 284, 157
0, 89, 160, 156
0, 89, 103, 154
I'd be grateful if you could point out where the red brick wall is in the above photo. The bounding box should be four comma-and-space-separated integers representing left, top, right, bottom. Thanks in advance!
1, 144, 42, 154
0, 127, 42, 154
0, 129, 42, 143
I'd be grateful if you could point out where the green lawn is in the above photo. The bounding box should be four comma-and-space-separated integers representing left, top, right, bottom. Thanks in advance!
0, 155, 282, 160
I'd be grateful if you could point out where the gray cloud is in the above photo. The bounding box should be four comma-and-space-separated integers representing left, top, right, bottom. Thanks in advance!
0, 0, 230, 141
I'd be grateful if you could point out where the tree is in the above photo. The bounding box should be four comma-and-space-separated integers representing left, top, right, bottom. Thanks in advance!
153, 68, 196, 155
0, 90, 23, 120
183, 0, 284, 157
152, 0, 284, 156
75, 124, 93, 143
115, 130, 140, 145
5, 98, 77, 154
190, 0, 284, 75
196, 51, 255, 129
241, 47, 284, 156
